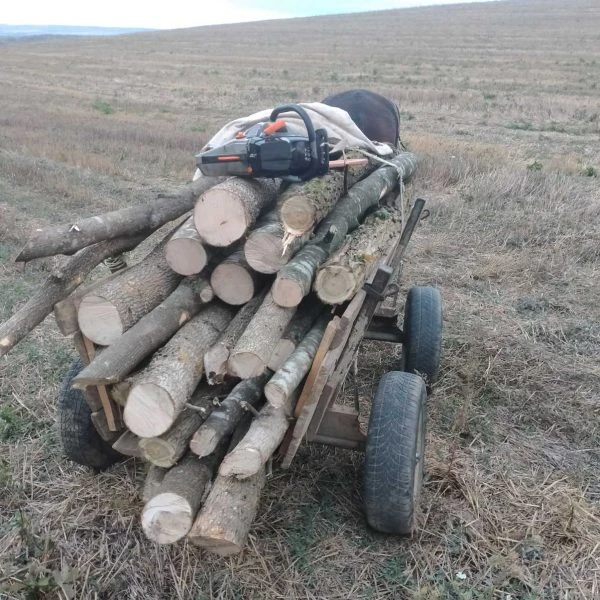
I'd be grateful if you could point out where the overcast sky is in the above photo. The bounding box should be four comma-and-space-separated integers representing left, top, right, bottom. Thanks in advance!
2, 0, 500, 30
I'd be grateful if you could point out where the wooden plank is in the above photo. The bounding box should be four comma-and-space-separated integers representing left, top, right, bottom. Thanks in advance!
281, 293, 365, 468
82, 335, 119, 432
312, 404, 366, 449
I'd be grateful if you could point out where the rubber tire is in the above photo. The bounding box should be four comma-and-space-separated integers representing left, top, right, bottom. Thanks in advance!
58, 359, 122, 470
363, 371, 427, 535
402, 286, 443, 384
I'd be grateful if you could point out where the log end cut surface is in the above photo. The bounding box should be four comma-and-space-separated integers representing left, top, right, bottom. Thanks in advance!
211, 263, 255, 306
165, 239, 208, 276
271, 278, 304, 308
78, 294, 123, 345
244, 232, 286, 274
227, 353, 266, 380
142, 492, 193, 544
280, 197, 316, 235
138, 438, 177, 468
194, 192, 247, 247
124, 383, 176, 438
315, 266, 357, 305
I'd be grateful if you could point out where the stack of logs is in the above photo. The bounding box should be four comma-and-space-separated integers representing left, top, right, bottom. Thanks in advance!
0, 151, 417, 555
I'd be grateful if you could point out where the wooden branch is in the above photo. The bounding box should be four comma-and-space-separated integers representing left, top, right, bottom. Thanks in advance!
228, 290, 296, 379
141, 452, 223, 544
243, 212, 307, 274
77, 236, 182, 345
267, 294, 324, 371
218, 389, 298, 479
272, 153, 418, 308
264, 314, 330, 409
210, 249, 263, 306
194, 177, 280, 247
189, 373, 268, 458
124, 304, 233, 438
0, 235, 145, 358
203, 290, 266, 385
138, 383, 222, 468
165, 216, 211, 276
72, 276, 213, 388
16, 175, 222, 262
314, 207, 401, 305
279, 152, 376, 236
187, 467, 266, 555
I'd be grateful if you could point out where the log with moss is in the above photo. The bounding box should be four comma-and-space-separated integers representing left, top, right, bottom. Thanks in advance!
271, 153, 418, 307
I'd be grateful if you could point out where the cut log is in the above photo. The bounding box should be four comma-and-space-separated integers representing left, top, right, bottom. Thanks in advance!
203, 290, 266, 385
279, 152, 376, 236
218, 388, 299, 479
0, 235, 145, 358
314, 208, 401, 305
194, 178, 280, 247
141, 452, 223, 544
124, 304, 233, 438
243, 213, 308, 274
210, 250, 263, 306
90, 409, 122, 442
142, 465, 168, 503
272, 153, 418, 307
16, 175, 223, 262
77, 236, 183, 345
165, 216, 211, 276
72, 276, 213, 388
112, 430, 142, 458
138, 383, 223, 468
54, 271, 122, 337
264, 313, 330, 409
228, 290, 296, 379
187, 467, 266, 555
267, 294, 324, 371
189, 373, 268, 458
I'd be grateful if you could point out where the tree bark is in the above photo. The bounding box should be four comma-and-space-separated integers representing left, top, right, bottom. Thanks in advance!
314, 208, 401, 305
187, 467, 266, 555
210, 249, 263, 306
279, 152, 376, 236
111, 430, 142, 458
203, 290, 266, 385
142, 465, 168, 503
194, 177, 280, 247
77, 236, 182, 345
72, 276, 213, 388
228, 290, 296, 379
189, 373, 268, 458
243, 212, 307, 274
267, 294, 324, 371
264, 314, 330, 409
272, 153, 417, 308
16, 175, 223, 262
124, 303, 233, 438
0, 234, 145, 358
165, 216, 211, 276
218, 389, 298, 479
141, 452, 223, 544
138, 383, 224, 468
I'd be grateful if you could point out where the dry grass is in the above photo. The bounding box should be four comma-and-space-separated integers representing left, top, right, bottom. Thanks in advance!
1, 0, 600, 597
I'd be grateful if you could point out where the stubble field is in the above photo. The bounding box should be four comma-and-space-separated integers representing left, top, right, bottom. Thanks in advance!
1, 0, 599, 598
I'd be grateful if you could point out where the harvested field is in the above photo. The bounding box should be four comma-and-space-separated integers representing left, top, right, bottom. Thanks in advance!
1, 0, 599, 598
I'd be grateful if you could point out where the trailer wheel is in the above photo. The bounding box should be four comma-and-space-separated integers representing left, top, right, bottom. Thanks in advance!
401, 286, 442, 384
58, 359, 122, 470
363, 371, 426, 535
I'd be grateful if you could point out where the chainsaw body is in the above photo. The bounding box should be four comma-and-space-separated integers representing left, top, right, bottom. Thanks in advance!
196, 105, 329, 181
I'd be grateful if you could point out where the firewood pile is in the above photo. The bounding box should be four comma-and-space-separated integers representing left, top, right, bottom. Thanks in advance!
0, 151, 417, 555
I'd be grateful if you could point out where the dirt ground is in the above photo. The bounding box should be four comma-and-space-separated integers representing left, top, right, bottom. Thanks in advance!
1, 0, 599, 597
